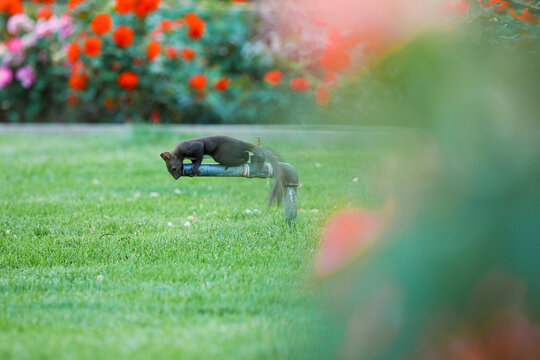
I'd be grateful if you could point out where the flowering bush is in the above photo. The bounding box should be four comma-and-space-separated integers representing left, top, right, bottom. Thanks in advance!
0, 10, 74, 122
0, 0, 293, 123
0, 0, 538, 123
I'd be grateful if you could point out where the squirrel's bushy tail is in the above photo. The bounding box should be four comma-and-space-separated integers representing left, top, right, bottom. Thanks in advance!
252, 146, 284, 206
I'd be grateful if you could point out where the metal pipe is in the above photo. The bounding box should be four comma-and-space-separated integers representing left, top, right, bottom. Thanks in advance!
182, 162, 298, 223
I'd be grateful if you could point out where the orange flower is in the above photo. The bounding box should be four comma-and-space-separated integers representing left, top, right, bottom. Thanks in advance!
215, 77, 231, 92
117, 71, 139, 91
147, 40, 161, 61
316, 86, 331, 106
165, 46, 178, 58
66, 42, 80, 64
114, 0, 134, 14
290, 77, 311, 92
181, 47, 196, 60
67, 94, 78, 104
264, 70, 282, 86
113, 25, 135, 48
134, 0, 160, 18
83, 37, 101, 57
185, 12, 205, 40
512, 8, 539, 24
90, 13, 113, 36
36, 6, 54, 19
160, 19, 174, 31
67, 0, 84, 10
189, 74, 207, 92
105, 97, 115, 109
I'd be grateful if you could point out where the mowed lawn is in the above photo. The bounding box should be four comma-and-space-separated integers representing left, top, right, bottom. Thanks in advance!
0, 125, 403, 360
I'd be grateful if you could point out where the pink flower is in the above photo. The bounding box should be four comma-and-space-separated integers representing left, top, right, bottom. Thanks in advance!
7, 38, 23, 54
58, 15, 74, 39
35, 16, 67, 39
21, 33, 38, 48
7, 14, 34, 35
35, 20, 55, 39
0, 67, 14, 88
15, 65, 36, 89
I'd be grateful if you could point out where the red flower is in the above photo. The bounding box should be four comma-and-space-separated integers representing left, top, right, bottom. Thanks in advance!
67, 94, 78, 104
316, 205, 392, 276
32, 0, 54, 5
117, 71, 139, 91
189, 74, 207, 92
324, 71, 336, 84
160, 19, 174, 31
147, 40, 161, 61
133, 57, 143, 67
83, 37, 101, 57
111, 61, 122, 71
165, 46, 178, 58
264, 70, 282, 86
0, 0, 24, 15
69, 63, 88, 91
90, 13, 113, 36
316, 86, 331, 106
181, 47, 196, 60
215, 77, 231, 92
482, 0, 509, 11
150, 110, 160, 123
36, 6, 54, 19
114, 0, 134, 14
67, 0, 84, 10
290, 77, 311, 92
185, 12, 205, 40
320, 45, 351, 73
66, 42, 80, 64
113, 25, 135, 48
105, 97, 115, 109
134, 0, 160, 18
512, 8, 539, 24
69, 74, 88, 90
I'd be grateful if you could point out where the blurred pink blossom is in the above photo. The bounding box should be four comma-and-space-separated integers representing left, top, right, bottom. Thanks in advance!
21, 33, 38, 48
7, 38, 23, 54
58, 15, 74, 39
0, 66, 14, 88
15, 65, 36, 88
35, 19, 56, 39
34, 15, 74, 40
7, 14, 34, 35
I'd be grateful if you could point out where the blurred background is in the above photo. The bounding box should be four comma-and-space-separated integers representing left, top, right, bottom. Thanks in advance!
2, 0, 540, 359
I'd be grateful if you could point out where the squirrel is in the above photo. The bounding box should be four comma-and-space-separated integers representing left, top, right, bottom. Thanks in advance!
160, 136, 285, 206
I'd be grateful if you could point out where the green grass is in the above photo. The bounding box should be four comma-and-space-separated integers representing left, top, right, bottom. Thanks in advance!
0, 125, 406, 360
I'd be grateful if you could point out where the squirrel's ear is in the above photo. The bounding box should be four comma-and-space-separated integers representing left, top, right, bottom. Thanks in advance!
160, 152, 171, 161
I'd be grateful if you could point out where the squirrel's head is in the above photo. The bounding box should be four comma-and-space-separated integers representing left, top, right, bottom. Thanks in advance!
160, 152, 182, 180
